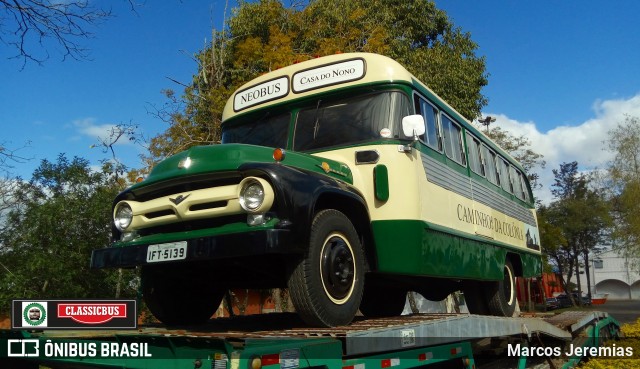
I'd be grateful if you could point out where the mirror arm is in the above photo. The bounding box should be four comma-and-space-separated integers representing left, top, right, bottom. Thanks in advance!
401, 130, 419, 152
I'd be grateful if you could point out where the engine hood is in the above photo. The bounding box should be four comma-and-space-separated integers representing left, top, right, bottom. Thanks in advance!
131, 144, 353, 189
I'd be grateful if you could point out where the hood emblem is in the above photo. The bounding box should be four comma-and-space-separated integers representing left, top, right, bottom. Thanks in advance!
178, 157, 192, 169
169, 194, 190, 206
317, 162, 348, 177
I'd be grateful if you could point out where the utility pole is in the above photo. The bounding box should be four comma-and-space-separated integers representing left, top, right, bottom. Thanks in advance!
479, 116, 496, 132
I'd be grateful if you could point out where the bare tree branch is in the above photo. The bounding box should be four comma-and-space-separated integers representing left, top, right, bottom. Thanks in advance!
0, 141, 31, 173
89, 122, 146, 179
0, 0, 140, 68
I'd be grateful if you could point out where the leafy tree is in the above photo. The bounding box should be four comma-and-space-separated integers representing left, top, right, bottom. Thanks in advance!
147, 0, 488, 164
608, 116, 640, 184
0, 154, 137, 313
537, 205, 570, 288
542, 162, 610, 304
607, 115, 640, 267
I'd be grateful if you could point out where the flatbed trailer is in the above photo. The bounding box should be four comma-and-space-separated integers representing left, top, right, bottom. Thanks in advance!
0, 311, 621, 369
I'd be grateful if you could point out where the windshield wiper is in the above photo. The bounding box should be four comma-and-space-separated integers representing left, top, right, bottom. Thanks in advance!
312, 100, 322, 140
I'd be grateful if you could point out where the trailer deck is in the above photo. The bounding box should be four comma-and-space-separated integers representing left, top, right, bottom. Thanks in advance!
0, 311, 621, 369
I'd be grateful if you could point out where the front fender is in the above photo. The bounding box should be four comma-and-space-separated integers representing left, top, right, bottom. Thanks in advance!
239, 162, 368, 241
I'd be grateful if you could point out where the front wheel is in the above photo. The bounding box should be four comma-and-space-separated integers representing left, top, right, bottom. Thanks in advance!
288, 209, 364, 327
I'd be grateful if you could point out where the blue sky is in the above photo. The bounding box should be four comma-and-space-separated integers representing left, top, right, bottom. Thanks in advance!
443, 1, 640, 126
2, 1, 640, 202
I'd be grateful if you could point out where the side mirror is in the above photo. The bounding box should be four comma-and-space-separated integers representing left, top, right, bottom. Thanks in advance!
402, 115, 425, 140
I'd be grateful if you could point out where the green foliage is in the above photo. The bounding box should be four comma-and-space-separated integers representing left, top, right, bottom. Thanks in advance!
537, 206, 567, 274
540, 162, 611, 300
146, 0, 488, 164
0, 154, 137, 314
607, 116, 640, 266
608, 116, 640, 184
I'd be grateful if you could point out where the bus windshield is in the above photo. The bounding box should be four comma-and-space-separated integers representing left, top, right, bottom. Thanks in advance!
294, 91, 411, 151
221, 91, 411, 151
221, 112, 290, 148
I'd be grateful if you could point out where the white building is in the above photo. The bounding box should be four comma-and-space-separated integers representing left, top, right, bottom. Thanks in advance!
577, 248, 640, 300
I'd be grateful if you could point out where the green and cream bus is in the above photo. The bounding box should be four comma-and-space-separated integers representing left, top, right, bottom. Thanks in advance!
91, 53, 542, 327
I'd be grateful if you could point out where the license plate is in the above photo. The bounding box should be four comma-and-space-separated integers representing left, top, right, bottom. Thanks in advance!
146, 242, 187, 263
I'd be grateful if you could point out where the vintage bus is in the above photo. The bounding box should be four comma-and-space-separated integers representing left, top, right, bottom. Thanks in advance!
91, 53, 542, 327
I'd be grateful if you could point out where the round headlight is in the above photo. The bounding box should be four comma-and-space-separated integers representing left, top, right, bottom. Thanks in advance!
114, 203, 133, 231
239, 180, 265, 212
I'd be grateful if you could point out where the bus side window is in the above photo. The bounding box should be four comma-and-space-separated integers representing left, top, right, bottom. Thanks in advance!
441, 114, 466, 166
518, 170, 530, 202
415, 96, 441, 151
510, 166, 523, 200
481, 144, 499, 186
467, 134, 484, 176
499, 158, 512, 193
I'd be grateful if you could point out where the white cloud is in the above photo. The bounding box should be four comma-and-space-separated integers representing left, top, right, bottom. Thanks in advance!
483, 93, 640, 204
71, 118, 134, 146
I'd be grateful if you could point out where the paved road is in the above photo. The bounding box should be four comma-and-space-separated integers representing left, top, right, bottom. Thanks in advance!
592, 299, 640, 324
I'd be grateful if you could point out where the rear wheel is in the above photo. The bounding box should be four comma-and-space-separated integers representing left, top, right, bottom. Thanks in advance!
288, 209, 364, 327
486, 260, 517, 317
141, 263, 225, 325
463, 260, 517, 317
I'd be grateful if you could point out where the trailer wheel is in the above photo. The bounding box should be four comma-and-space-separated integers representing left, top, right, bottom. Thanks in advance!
142, 264, 225, 325
359, 281, 407, 317
486, 260, 517, 317
288, 209, 364, 327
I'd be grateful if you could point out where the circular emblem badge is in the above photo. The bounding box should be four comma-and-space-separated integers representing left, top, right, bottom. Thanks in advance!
380, 128, 392, 138
23, 302, 46, 326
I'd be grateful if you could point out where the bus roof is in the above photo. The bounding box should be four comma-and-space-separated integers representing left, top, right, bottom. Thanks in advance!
223, 53, 421, 121
221, 52, 526, 174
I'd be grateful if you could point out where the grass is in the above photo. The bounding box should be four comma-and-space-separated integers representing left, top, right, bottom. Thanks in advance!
579, 318, 640, 368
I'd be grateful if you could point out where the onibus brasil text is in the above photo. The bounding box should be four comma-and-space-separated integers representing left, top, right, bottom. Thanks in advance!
11, 339, 152, 358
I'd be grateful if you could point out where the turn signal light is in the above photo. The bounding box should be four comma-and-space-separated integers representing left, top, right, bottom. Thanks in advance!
273, 148, 286, 162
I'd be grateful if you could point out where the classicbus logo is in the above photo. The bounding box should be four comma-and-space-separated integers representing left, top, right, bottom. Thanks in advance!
58, 303, 127, 324
20, 301, 48, 328
12, 300, 136, 329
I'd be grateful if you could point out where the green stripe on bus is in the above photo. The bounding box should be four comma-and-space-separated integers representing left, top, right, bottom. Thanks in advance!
371, 220, 541, 280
